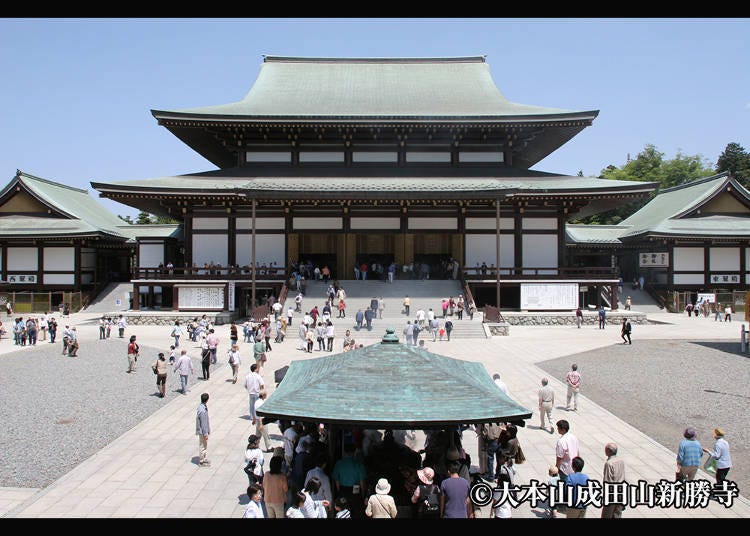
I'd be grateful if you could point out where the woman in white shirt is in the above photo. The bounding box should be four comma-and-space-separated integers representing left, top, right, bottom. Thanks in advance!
228, 344, 241, 384
244, 434, 265, 485
242, 483, 265, 518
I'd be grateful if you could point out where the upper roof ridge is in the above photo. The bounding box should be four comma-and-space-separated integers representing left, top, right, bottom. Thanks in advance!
262, 55, 487, 64
16, 169, 89, 194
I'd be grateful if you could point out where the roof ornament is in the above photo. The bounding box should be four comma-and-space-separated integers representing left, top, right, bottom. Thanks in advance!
381, 328, 400, 344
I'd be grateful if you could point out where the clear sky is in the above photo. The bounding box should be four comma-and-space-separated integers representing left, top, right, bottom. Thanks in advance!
1, 18, 748, 218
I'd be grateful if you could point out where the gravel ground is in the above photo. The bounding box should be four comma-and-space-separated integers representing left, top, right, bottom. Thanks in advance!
537, 339, 749, 496
0, 337, 209, 488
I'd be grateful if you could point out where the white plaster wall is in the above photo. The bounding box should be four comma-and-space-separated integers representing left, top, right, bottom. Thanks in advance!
236, 217, 285, 230
192, 217, 228, 230
43, 274, 74, 285
405, 152, 451, 162
673, 247, 704, 271
465, 218, 514, 230
236, 234, 285, 267
522, 218, 558, 230
408, 217, 457, 230
522, 235, 558, 273
465, 234, 514, 269
293, 217, 342, 230
350, 217, 401, 230
352, 152, 398, 163
192, 235, 228, 266
245, 151, 291, 163
709, 247, 739, 271
299, 152, 345, 163
7, 247, 37, 270
673, 273, 705, 285
459, 151, 504, 163
43, 247, 74, 271
138, 243, 164, 268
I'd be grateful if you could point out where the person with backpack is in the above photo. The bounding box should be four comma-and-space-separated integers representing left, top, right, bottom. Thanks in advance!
411, 466, 441, 518
620, 318, 632, 345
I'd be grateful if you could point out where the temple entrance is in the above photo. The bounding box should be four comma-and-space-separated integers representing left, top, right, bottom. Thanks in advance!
296, 233, 339, 280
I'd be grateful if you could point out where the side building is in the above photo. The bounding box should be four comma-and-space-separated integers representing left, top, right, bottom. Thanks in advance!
0, 170, 181, 312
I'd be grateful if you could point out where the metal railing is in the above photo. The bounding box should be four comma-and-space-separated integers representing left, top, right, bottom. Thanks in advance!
482, 305, 504, 323
463, 266, 618, 279
133, 266, 287, 280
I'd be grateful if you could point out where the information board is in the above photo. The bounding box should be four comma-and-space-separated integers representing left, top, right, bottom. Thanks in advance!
520, 283, 579, 310
178, 286, 224, 310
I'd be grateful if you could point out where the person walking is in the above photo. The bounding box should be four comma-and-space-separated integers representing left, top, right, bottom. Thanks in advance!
253, 337, 267, 376
67, 326, 79, 356
404, 321, 414, 346
325, 320, 335, 352
601, 443, 626, 518
676, 427, 702, 481
254, 390, 273, 452
538, 377, 555, 433
620, 318, 632, 345
403, 295, 411, 316
200, 335, 211, 380
364, 307, 374, 331
99, 315, 107, 340
48, 316, 57, 343
26, 317, 38, 346
206, 328, 220, 364
173, 349, 194, 395
244, 434, 265, 485
244, 363, 265, 426
597, 306, 606, 329
565, 364, 581, 411
625, 296, 632, 310
171, 320, 183, 348
127, 335, 139, 373
152, 352, 168, 398
575, 306, 583, 328
355, 309, 364, 331
196, 392, 211, 467
378, 297, 385, 320
724, 304, 732, 322
703, 427, 732, 485
444, 319, 453, 341
228, 343, 241, 384
555, 419, 580, 483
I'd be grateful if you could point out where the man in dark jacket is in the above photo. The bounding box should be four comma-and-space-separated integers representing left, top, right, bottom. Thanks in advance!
364, 308, 374, 331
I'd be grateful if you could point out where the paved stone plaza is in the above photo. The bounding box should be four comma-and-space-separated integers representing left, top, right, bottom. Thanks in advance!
0, 307, 748, 518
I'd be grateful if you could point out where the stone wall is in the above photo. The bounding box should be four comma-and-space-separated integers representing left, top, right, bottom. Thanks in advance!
486, 323, 510, 336
500, 312, 648, 326
105, 312, 234, 326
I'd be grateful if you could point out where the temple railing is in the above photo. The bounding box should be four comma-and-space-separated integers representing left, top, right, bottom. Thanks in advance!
463, 266, 618, 280
133, 266, 287, 280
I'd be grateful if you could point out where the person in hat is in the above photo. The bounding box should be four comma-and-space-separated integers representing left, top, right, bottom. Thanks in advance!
676, 427, 702, 481
244, 434, 265, 485
703, 428, 732, 484
365, 478, 398, 518
411, 467, 441, 518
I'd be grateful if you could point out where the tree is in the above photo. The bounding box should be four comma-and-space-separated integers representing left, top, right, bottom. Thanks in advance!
571, 144, 714, 225
118, 214, 133, 224
716, 142, 750, 187
135, 211, 154, 225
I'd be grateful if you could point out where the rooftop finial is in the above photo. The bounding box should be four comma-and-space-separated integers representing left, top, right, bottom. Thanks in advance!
381, 328, 399, 344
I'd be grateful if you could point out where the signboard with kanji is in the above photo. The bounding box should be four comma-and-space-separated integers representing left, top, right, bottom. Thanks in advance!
639, 252, 669, 267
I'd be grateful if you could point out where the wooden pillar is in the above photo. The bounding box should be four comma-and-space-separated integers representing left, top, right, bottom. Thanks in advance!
611, 283, 618, 310
184, 214, 192, 268
148, 286, 155, 309
132, 284, 140, 311
228, 215, 237, 267
496, 201, 501, 308
251, 198, 256, 309
514, 208, 523, 276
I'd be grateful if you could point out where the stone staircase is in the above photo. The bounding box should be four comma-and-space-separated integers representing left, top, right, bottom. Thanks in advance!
82, 282, 132, 313
286, 279, 488, 339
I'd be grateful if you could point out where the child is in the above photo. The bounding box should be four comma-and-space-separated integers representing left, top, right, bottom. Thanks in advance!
334, 496, 351, 518
168, 345, 176, 365
545, 465, 561, 518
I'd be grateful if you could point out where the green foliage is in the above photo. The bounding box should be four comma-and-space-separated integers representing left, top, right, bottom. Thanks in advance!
118, 214, 133, 224
573, 144, 715, 225
716, 142, 750, 187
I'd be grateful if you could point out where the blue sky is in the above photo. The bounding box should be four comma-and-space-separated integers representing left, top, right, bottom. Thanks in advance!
1, 18, 748, 218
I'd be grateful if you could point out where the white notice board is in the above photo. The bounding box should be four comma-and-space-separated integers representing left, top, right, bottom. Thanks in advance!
520, 283, 579, 310
178, 286, 225, 310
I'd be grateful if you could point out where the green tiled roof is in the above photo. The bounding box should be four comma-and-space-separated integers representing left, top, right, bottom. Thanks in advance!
566, 224, 627, 244
0, 216, 102, 237
567, 172, 750, 243
617, 173, 733, 237
93, 168, 654, 196
122, 224, 183, 241
257, 330, 531, 428
0, 171, 130, 239
155, 56, 597, 120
